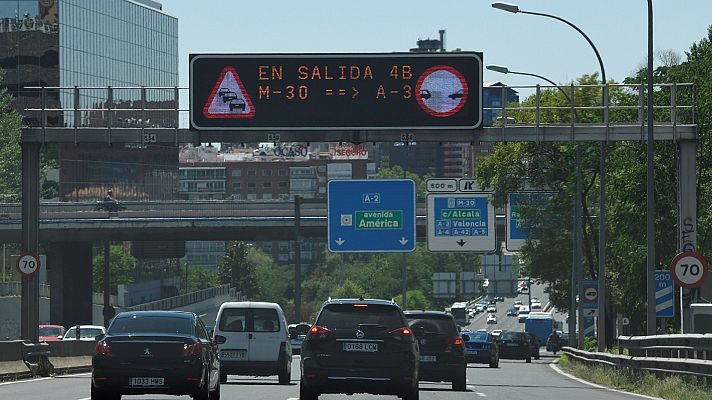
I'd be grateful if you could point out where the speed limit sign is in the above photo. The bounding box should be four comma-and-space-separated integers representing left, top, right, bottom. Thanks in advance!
15, 252, 41, 277
670, 251, 708, 288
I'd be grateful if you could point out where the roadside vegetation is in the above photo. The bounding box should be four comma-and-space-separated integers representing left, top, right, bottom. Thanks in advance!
559, 354, 712, 400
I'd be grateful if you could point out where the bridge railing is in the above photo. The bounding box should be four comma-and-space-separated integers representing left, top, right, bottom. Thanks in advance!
562, 334, 712, 379
126, 283, 243, 312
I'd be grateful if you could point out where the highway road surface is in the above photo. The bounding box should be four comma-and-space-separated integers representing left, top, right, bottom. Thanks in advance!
0, 284, 648, 400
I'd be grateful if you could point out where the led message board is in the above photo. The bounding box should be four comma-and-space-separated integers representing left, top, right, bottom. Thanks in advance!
189, 53, 482, 131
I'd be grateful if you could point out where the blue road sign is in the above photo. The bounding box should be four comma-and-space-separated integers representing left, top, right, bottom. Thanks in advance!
581, 279, 599, 310
328, 179, 415, 252
506, 192, 554, 251
656, 270, 675, 318
427, 193, 495, 252
583, 317, 596, 337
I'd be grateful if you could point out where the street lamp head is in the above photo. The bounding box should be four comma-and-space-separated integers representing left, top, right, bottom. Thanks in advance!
491, 2, 520, 13
486, 64, 510, 74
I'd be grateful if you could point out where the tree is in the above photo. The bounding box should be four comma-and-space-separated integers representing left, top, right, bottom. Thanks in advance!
330, 279, 369, 299
0, 71, 23, 202
92, 245, 136, 295
394, 289, 431, 310
217, 241, 259, 298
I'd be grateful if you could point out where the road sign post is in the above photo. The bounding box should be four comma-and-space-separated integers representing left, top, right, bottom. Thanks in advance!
670, 251, 708, 288
427, 193, 496, 252
190, 53, 482, 131
655, 270, 674, 318
581, 279, 599, 318
328, 180, 415, 252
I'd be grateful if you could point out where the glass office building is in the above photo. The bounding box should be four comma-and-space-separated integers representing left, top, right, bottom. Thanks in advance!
0, 0, 179, 200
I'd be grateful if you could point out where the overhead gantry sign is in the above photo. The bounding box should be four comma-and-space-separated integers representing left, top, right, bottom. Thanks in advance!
189, 53, 483, 131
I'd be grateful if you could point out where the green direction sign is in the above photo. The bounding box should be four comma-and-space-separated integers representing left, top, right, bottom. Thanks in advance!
355, 210, 402, 230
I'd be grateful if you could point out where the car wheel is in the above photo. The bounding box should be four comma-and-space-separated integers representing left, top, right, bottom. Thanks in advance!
299, 379, 318, 400
526, 354, 532, 363
208, 379, 220, 400
193, 376, 210, 400
489, 358, 498, 368
535, 352, 540, 360
402, 382, 419, 400
452, 375, 467, 391
278, 365, 291, 385
219, 371, 227, 384
91, 384, 121, 400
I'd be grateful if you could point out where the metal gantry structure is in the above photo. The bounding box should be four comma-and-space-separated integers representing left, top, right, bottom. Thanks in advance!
17, 83, 699, 342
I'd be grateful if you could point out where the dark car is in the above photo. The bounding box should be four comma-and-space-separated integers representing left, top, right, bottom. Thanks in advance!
91, 310, 222, 400
496, 331, 532, 363
461, 330, 499, 368
228, 98, 245, 111
405, 311, 467, 391
506, 308, 519, 317
525, 332, 541, 360
300, 298, 419, 400
218, 88, 238, 102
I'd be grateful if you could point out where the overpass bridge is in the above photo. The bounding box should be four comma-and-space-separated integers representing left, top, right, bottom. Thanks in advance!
0, 200, 431, 242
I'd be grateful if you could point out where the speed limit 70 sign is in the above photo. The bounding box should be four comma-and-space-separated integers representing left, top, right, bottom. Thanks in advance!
670, 251, 708, 288
15, 252, 41, 277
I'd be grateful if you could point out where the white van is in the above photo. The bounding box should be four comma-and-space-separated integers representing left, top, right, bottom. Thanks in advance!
214, 301, 292, 384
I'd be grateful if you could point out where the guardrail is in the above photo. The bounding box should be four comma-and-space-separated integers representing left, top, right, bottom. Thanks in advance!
126, 284, 243, 311
562, 334, 712, 379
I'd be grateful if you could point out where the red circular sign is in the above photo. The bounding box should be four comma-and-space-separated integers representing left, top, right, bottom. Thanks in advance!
670, 251, 708, 288
415, 65, 469, 118
15, 252, 41, 277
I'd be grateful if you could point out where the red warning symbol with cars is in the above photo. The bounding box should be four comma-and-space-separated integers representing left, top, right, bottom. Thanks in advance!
415, 65, 469, 118
203, 66, 255, 118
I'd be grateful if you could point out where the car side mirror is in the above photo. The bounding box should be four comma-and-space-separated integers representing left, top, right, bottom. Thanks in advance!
95, 333, 105, 341
214, 334, 227, 345
461, 334, 470, 342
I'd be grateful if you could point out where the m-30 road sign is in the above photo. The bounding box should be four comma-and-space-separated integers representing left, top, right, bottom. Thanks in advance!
190, 53, 482, 131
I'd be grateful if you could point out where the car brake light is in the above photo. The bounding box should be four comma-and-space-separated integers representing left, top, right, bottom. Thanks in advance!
453, 337, 464, 346
183, 342, 202, 357
308, 325, 331, 336
95, 341, 113, 357
353, 304, 368, 308
389, 327, 412, 337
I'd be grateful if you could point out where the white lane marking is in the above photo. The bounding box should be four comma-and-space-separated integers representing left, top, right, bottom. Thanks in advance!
199, 313, 208, 317
549, 362, 664, 400
77, 398, 90, 400
0, 372, 91, 386
287, 398, 300, 400
467, 385, 476, 390
476, 392, 487, 397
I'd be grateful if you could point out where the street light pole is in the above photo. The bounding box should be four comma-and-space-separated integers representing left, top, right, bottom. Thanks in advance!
492, 2, 607, 351
646, 0, 656, 336
486, 64, 581, 347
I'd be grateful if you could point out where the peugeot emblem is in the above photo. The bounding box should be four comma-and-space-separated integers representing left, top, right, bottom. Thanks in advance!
143, 348, 151, 356
355, 330, 365, 339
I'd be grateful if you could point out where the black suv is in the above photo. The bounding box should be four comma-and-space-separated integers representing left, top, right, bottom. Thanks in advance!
300, 298, 419, 400
404, 311, 467, 391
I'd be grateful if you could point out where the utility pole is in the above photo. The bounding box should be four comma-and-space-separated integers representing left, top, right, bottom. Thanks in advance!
294, 196, 302, 322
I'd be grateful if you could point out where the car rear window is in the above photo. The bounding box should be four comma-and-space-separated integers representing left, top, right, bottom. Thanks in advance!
109, 315, 193, 335
253, 308, 279, 332
465, 331, 489, 341
219, 308, 248, 332
65, 327, 104, 338
406, 315, 458, 335
39, 327, 62, 336
317, 304, 404, 330
500, 331, 525, 340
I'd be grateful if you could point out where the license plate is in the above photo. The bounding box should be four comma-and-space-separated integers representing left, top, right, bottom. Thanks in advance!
129, 377, 164, 387
467, 350, 478, 355
221, 350, 247, 360
420, 355, 437, 362
507, 343, 519, 347
343, 342, 378, 352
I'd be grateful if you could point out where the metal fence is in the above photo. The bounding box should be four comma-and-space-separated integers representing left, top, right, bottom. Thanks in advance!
126, 283, 243, 311
562, 334, 712, 379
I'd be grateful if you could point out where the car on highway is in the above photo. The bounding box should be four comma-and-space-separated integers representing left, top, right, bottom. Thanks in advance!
214, 301, 292, 384
531, 297, 542, 309
525, 332, 541, 360
476, 303, 488, 312
518, 306, 531, 322
506, 308, 519, 317
38, 324, 66, 342
513, 300, 523, 309
486, 305, 497, 313
288, 322, 310, 355
405, 310, 468, 391
496, 331, 533, 363
461, 330, 499, 368
486, 313, 498, 324
300, 298, 419, 400
494, 296, 504, 302
63, 325, 106, 341
490, 329, 504, 338
91, 310, 221, 400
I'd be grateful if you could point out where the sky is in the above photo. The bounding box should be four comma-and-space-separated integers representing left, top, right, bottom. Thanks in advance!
160, 0, 712, 92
